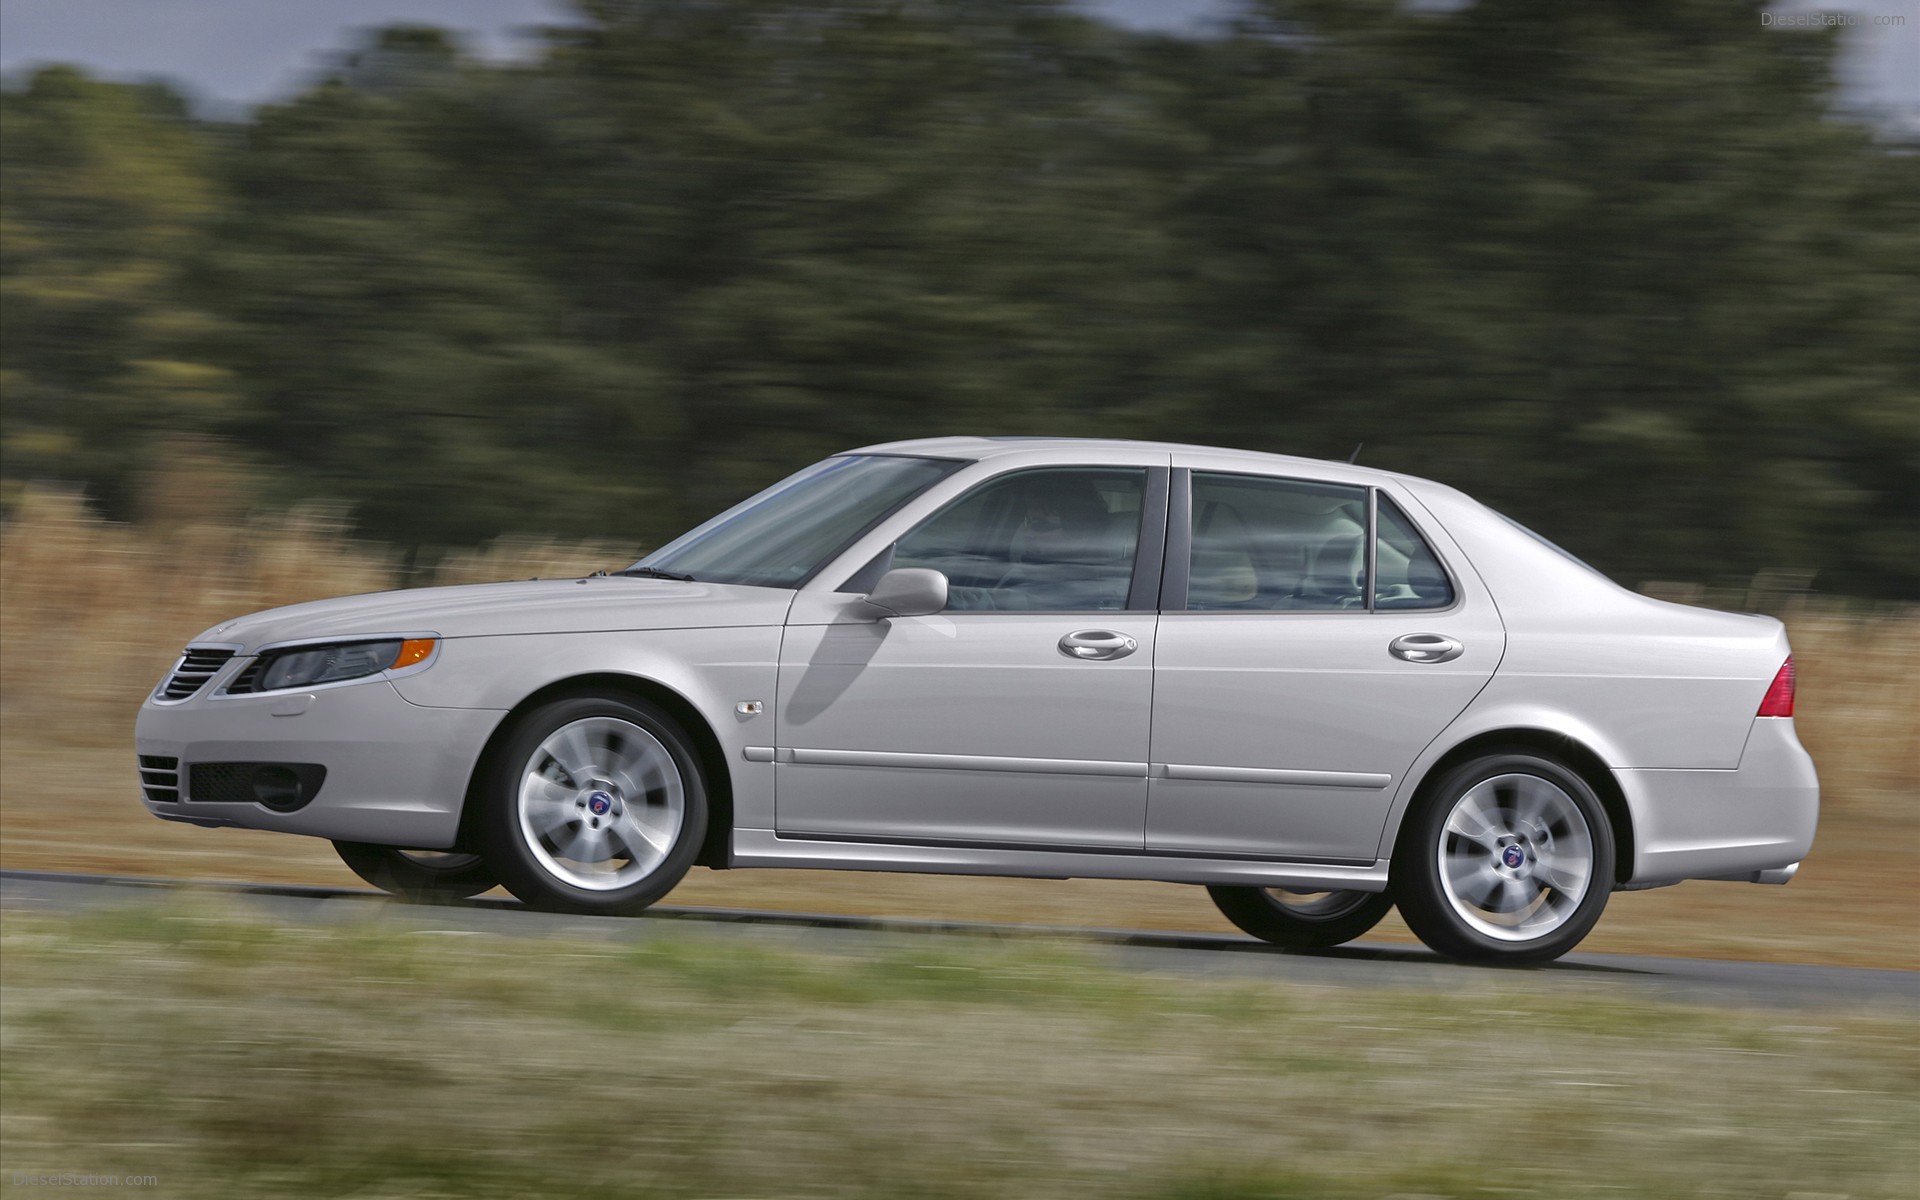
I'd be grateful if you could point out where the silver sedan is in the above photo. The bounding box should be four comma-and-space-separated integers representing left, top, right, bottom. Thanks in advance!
136, 438, 1818, 963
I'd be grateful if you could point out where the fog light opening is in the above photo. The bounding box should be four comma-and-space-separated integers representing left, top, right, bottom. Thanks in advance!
252, 765, 315, 812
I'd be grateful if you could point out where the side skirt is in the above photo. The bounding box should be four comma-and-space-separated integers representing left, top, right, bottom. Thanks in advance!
728, 828, 1391, 892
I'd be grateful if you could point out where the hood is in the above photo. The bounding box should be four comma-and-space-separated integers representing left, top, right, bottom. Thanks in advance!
189, 576, 796, 652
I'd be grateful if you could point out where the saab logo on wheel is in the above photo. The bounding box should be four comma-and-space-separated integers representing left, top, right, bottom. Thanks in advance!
1502, 845, 1526, 868
587, 791, 613, 816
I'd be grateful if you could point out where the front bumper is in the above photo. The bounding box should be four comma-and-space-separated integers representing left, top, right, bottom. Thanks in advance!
1617, 716, 1820, 886
135, 675, 505, 850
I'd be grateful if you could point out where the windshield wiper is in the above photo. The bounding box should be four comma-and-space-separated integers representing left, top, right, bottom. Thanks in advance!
616, 566, 697, 582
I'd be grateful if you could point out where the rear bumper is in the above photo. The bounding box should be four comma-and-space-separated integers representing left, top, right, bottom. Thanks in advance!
1616, 717, 1819, 885
135, 677, 504, 850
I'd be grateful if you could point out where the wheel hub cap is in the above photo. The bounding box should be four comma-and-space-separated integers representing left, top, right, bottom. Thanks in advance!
1437, 773, 1594, 943
515, 716, 685, 891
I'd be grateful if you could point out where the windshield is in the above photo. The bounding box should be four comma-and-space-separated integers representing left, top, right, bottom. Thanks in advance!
635, 455, 964, 588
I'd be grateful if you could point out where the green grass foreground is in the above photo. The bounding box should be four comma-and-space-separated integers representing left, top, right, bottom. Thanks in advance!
1, 902, 1914, 1199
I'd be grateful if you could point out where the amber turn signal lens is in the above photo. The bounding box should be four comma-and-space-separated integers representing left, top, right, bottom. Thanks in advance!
392, 639, 437, 669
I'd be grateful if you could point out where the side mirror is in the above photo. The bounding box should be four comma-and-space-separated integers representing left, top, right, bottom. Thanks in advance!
863, 568, 948, 618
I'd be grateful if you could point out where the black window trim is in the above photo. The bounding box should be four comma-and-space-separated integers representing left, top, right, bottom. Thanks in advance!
1159, 467, 1193, 610
1366, 485, 1379, 615
1126, 467, 1171, 611
837, 463, 1171, 615
1371, 489, 1462, 614
1160, 469, 1461, 615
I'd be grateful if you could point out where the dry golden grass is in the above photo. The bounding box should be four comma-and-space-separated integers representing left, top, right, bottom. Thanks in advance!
2, 484, 1915, 967
0, 486, 640, 740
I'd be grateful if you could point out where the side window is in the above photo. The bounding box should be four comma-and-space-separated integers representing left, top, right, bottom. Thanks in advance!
892, 468, 1146, 611
1187, 473, 1369, 611
1374, 495, 1454, 610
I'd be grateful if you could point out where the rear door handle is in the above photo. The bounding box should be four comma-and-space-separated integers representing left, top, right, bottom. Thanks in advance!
1059, 630, 1139, 661
1389, 633, 1464, 664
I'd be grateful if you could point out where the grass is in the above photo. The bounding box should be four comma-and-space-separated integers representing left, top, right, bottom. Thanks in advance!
2, 483, 1916, 968
0, 899, 1916, 1200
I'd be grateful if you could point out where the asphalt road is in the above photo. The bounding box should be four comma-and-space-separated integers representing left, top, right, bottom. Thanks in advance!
3, 868, 1914, 1012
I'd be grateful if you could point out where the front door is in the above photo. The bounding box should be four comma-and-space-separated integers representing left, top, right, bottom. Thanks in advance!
775, 465, 1164, 848
1147, 467, 1504, 862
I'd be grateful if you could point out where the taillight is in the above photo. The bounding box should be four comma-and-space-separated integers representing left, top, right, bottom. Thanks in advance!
1757, 657, 1796, 718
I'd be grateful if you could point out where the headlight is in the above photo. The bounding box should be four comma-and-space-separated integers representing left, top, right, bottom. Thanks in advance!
248, 639, 436, 692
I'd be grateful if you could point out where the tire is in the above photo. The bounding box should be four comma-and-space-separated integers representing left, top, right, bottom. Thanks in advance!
1393, 752, 1615, 965
1208, 885, 1395, 949
333, 842, 497, 901
475, 693, 707, 916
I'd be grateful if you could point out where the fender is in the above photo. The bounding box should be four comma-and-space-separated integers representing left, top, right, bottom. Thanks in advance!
389, 625, 785, 830
1372, 698, 1637, 862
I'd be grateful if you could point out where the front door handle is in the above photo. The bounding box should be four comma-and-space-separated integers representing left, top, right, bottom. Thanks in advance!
1059, 630, 1139, 661
1389, 633, 1464, 664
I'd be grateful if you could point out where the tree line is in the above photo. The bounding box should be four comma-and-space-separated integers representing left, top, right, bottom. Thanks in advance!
3, 0, 1915, 596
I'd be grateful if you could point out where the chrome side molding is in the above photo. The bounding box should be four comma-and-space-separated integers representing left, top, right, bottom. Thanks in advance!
728, 827, 1392, 891
1161, 763, 1391, 790
740, 746, 1391, 790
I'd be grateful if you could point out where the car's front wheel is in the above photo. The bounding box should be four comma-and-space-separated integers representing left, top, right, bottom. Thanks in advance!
333, 842, 497, 901
1208, 885, 1395, 948
475, 693, 707, 916
1393, 752, 1614, 965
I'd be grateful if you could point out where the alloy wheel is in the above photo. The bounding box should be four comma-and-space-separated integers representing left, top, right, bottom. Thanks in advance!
1435, 772, 1595, 942
515, 716, 686, 891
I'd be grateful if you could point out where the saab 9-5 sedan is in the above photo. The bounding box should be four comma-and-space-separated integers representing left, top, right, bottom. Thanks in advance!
137, 437, 1818, 963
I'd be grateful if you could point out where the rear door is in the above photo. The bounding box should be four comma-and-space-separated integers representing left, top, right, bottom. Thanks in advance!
1146, 463, 1504, 861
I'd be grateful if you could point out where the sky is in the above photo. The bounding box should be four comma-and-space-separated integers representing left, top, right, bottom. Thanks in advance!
1, 0, 1914, 136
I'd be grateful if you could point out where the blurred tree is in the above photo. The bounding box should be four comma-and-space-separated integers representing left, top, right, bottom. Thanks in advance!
0, 67, 238, 519
2, 1, 1914, 593
200, 27, 674, 547
1144, 0, 1920, 592
533, 0, 1193, 525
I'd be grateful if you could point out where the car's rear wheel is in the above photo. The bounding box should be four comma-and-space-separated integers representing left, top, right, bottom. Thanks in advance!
333, 842, 497, 901
476, 693, 707, 916
1394, 752, 1614, 965
1207, 885, 1395, 948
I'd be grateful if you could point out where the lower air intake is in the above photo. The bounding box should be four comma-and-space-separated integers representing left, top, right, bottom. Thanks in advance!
139, 755, 180, 804
187, 762, 327, 812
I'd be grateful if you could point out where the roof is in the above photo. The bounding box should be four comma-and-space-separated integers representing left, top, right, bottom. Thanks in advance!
845, 436, 1419, 487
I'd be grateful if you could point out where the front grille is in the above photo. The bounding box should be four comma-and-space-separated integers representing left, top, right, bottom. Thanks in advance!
224, 658, 266, 695
188, 762, 257, 805
139, 755, 180, 804
161, 647, 235, 700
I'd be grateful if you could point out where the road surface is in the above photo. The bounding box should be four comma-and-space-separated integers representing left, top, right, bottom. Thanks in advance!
3, 868, 1912, 1011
